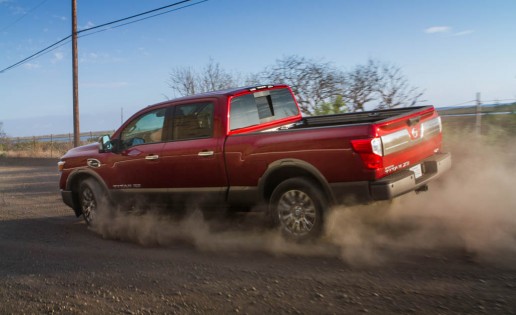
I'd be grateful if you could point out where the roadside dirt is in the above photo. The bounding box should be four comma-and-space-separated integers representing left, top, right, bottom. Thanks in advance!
1, 138, 515, 314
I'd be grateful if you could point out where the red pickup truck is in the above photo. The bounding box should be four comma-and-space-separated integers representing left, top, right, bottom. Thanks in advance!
58, 84, 451, 240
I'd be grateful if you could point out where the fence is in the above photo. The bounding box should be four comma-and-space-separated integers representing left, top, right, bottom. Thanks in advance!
439, 111, 516, 137
1, 131, 114, 159
1, 111, 515, 159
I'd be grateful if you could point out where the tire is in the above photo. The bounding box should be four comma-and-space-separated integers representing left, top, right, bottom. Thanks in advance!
269, 177, 327, 241
78, 178, 109, 226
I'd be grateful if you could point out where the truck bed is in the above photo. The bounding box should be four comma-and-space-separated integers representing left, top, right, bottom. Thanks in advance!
293, 106, 429, 128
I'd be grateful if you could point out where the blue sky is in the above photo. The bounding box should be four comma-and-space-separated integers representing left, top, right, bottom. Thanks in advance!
1, 0, 515, 137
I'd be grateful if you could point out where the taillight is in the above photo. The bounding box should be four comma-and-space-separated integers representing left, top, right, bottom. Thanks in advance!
351, 138, 384, 169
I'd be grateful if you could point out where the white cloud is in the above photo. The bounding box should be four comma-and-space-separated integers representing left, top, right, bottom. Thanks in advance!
81, 81, 129, 89
452, 30, 474, 36
425, 26, 474, 37
138, 47, 150, 56
10, 5, 26, 15
23, 62, 40, 70
79, 21, 95, 30
425, 26, 451, 34
53, 15, 67, 21
79, 51, 125, 64
51, 52, 64, 64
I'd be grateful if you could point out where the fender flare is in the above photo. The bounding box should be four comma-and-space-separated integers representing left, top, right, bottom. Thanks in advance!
66, 168, 110, 192
65, 168, 111, 214
257, 158, 335, 204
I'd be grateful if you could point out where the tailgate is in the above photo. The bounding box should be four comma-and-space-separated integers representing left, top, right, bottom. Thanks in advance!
376, 106, 442, 178
356, 106, 443, 179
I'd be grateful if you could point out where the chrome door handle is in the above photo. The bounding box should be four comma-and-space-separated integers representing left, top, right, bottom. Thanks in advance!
145, 155, 159, 160
198, 151, 214, 157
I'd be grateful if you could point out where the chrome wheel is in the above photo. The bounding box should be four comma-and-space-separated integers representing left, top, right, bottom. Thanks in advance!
78, 178, 107, 226
270, 177, 326, 241
277, 189, 317, 237
80, 185, 96, 224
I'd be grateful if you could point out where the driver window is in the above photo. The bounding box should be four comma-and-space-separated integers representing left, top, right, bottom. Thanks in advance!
121, 108, 166, 148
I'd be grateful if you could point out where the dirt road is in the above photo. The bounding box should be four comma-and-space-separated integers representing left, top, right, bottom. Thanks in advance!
1, 154, 515, 314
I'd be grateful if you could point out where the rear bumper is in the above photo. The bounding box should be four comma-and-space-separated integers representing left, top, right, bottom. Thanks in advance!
370, 152, 451, 200
329, 152, 451, 203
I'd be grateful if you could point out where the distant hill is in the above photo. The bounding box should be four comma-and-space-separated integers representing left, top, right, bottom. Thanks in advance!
437, 102, 516, 116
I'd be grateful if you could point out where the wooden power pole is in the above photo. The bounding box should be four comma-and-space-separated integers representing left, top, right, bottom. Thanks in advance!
72, 0, 80, 147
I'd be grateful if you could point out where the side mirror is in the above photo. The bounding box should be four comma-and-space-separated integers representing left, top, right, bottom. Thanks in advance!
98, 135, 113, 153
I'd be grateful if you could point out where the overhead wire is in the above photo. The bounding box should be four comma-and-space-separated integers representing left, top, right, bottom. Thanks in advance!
447, 98, 516, 107
0, 0, 207, 74
77, 0, 208, 39
75, 0, 192, 35
0, 0, 50, 33
0, 36, 72, 73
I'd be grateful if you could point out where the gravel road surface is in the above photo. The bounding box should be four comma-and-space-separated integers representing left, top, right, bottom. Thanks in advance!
1, 155, 515, 314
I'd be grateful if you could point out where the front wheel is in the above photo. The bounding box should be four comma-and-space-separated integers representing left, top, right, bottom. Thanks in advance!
78, 178, 109, 226
270, 177, 327, 241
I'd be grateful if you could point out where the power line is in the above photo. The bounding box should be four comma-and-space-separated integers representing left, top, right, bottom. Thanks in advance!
77, 0, 208, 39
76, 0, 192, 35
0, 0, 207, 74
0, 0, 50, 33
0, 0, 209, 71
448, 98, 516, 107
449, 100, 476, 107
0, 36, 72, 73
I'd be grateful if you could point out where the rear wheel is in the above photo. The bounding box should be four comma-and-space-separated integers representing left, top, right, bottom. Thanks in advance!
270, 177, 327, 241
78, 178, 108, 226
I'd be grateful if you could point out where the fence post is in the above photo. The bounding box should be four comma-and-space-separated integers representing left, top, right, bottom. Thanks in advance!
475, 92, 482, 135
50, 134, 53, 158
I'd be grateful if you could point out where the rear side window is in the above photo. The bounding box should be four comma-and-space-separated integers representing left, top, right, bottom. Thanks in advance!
229, 88, 299, 131
172, 102, 214, 140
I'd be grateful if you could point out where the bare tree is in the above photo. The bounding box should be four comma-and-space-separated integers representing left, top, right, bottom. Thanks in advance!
342, 59, 380, 112
168, 59, 238, 97
167, 57, 424, 114
260, 55, 344, 115
342, 59, 424, 111
198, 58, 236, 92
374, 62, 424, 109
168, 66, 197, 96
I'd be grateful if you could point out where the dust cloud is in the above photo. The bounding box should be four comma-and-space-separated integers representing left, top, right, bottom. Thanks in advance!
327, 131, 516, 264
91, 131, 516, 264
90, 204, 324, 257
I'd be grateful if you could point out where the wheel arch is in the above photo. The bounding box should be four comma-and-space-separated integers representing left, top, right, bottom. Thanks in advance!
66, 169, 110, 216
258, 159, 334, 205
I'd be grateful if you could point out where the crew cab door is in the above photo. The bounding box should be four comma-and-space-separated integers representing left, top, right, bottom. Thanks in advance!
159, 101, 227, 202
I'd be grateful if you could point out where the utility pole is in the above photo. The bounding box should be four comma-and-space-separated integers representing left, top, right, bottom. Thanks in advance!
72, 0, 80, 147
475, 92, 482, 136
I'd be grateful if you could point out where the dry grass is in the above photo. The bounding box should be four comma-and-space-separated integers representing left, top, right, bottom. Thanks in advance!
1, 141, 77, 158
